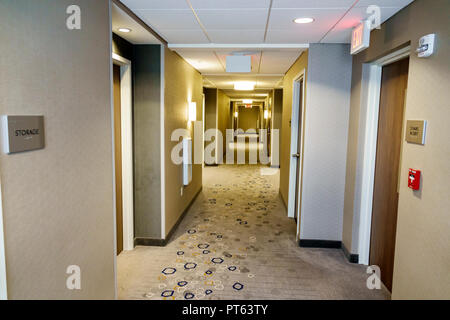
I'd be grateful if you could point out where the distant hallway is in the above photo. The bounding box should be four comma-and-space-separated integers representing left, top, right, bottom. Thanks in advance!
225, 134, 269, 165
117, 165, 389, 300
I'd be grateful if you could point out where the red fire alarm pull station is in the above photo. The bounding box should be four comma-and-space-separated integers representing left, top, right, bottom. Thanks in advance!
408, 169, 421, 190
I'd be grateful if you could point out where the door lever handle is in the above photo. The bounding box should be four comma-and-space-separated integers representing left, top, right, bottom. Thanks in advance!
292, 153, 300, 158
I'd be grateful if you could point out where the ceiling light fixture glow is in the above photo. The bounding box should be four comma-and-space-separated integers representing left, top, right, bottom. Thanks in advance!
242, 99, 253, 104
293, 17, 314, 24
118, 28, 132, 33
234, 82, 255, 91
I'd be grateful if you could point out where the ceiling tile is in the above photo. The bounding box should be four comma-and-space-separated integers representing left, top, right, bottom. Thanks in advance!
256, 76, 283, 88
272, 0, 354, 9
196, 9, 269, 29
356, 0, 414, 7
320, 28, 352, 43
207, 29, 265, 43
269, 8, 346, 29
203, 76, 234, 89
175, 50, 224, 73
266, 7, 348, 43
121, 0, 190, 10
190, 0, 271, 9
123, 0, 415, 45
134, 9, 199, 30
265, 28, 325, 43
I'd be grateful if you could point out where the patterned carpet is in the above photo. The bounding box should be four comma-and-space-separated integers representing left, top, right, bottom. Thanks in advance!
117, 165, 389, 300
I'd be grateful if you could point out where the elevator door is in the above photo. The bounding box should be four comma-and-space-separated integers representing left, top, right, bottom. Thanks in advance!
113, 64, 123, 255
370, 57, 409, 291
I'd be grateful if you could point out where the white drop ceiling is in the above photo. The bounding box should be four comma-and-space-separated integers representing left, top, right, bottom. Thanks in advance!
111, 3, 160, 44
117, 0, 414, 92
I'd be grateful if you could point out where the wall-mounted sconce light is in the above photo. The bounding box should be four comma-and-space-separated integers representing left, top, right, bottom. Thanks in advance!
264, 110, 269, 119
234, 111, 238, 118
189, 102, 196, 122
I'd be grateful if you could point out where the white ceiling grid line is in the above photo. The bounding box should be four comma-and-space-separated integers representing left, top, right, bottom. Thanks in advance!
318, 0, 361, 43
185, 0, 212, 42
263, 0, 274, 42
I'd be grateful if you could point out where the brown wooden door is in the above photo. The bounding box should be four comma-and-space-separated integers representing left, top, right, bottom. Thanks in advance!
113, 64, 123, 255
370, 58, 409, 291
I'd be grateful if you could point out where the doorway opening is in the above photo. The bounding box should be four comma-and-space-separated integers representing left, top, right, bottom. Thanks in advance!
112, 53, 134, 254
356, 46, 410, 291
287, 70, 306, 240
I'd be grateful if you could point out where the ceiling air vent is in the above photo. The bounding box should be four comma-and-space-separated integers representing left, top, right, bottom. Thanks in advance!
226, 55, 251, 73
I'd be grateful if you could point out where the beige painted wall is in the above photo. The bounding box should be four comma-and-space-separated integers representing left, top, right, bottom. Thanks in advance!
343, 0, 450, 299
238, 106, 260, 132
164, 48, 203, 236
273, 89, 283, 133
204, 88, 217, 132
217, 89, 231, 159
279, 51, 308, 206
0, 0, 115, 299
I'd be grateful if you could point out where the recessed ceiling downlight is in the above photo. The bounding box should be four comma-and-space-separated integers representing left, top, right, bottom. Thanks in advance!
293, 17, 314, 24
118, 28, 131, 33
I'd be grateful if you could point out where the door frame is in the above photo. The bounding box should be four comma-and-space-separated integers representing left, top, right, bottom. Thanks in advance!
112, 53, 134, 252
0, 178, 7, 299
356, 46, 410, 265
287, 70, 306, 236
202, 93, 205, 167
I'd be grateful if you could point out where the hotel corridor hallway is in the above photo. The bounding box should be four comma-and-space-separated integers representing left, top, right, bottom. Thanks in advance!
117, 165, 389, 300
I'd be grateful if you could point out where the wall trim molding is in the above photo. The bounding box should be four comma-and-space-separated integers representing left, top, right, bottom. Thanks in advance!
299, 239, 342, 249
342, 242, 359, 263
134, 237, 166, 246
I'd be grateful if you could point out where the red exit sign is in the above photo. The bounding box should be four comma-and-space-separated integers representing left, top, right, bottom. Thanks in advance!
351, 20, 371, 55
